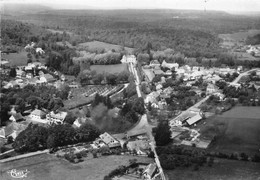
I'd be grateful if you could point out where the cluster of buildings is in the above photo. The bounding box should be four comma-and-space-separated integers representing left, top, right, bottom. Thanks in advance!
24, 42, 45, 55
0, 108, 69, 148
246, 45, 260, 57
1, 61, 71, 92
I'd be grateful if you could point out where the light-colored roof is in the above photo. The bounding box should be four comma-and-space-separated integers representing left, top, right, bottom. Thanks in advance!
100, 132, 120, 148
43, 74, 55, 82
150, 60, 160, 65
48, 111, 68, 121
153, 69, 164, 75
9, 113, 24, 121
0, 128, 5, 138
127, 140, 150, 151
186, 113, 202, 125
31, 109, 46, 116
2, 122, 27, 137
143, 163, 157, 177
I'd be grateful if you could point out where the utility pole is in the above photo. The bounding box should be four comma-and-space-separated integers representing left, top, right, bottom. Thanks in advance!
204, 0, 208, 12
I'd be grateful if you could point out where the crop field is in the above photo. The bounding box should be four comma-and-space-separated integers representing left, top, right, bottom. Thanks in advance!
201, 106, 260, 155
78, 40, 134, 53
90, 64, 129, 74
165, 158, 260, 180
0, 154, 153, 180
1, 50, 45, 66
64, 85, 124, 109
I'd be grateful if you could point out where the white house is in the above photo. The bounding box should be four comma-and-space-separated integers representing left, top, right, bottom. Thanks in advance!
46, 111, 68, 124
142, 163, 157, 180
30, 109, 47, 124
9, 113, 24, 122
206, 83, 220, 95
39, 74, 56, 83
149, 60, 160, 68
99, 132, 121, 148
121, 55, 137, 64
36, 48, 45, 55
161, 60, 179, 70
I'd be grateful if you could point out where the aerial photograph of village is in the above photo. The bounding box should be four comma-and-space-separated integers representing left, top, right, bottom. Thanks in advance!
0, 0, 260, 179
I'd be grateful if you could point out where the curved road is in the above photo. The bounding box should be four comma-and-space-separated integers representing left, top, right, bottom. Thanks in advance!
232, 68, 260, 84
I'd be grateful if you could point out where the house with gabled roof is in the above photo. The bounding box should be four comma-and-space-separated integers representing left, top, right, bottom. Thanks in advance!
153, 66, 164, 76
46, 111, 67, 124
161, 60, 179, 70
30, 109, 47, 124
149, 60, 160, 68
9, 113, 24, 122
142, 163, 158, 180
99, 132, 121, 148
0, 122, 27, 140
40, 73, 56, 83
206, 83, 220, 95
121, 55, 137, 64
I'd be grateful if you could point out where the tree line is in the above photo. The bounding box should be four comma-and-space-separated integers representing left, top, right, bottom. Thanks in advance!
13, 123, 100, 153
0, 84, 70, 126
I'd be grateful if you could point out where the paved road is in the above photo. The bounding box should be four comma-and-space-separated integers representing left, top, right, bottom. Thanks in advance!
127, 60, 166, 180
232, 68, 260, 84
129, 62, 142, 97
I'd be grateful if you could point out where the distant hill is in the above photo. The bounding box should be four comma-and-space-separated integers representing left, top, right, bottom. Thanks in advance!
1, 3, 52, 14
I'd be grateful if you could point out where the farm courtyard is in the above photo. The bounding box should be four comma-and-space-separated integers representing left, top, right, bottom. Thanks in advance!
202, 106, 260, 156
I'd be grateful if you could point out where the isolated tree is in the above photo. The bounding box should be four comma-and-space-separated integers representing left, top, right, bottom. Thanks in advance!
64, 112, 77, 125
9, 67, 17, 77
13, 124, 48, 152
154, 120, 171, 146
132, 97, 145, 115
76, 123, 100, 142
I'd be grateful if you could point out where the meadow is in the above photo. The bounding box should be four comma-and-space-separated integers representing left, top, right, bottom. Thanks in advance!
165, 158, 260, 180
2, 50, 45, 66
78, 40, 134, 53
219, 29, 260, 43
0, 154, 152, 180
202, 106, 260, 155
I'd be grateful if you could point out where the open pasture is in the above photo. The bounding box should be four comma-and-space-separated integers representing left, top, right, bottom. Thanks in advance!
78, 40, 133, 53
219, 29, 260, 42
1, 50, 45, 66
204, 107, 260, 155
165, 158, 260, 180
0, 154, 152, 180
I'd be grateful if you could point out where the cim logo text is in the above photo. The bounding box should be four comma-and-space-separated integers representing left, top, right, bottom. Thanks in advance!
7, 169, 30, 179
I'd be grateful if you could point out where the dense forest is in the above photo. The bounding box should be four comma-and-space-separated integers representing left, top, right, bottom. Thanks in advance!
246, 33, 260, 45
3, 9, 260, 58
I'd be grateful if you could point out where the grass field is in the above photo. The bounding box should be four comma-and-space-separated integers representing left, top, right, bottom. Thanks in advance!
201, 106, 260, 155
47, 29, 74, 36
219, 29, 260, 43
78, 40, 133, 53
165, 158, 260, 180
230, 52, 259, 61
0, 154, 153, 180
1, 50, 45, 66
90, 64, 129, 74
